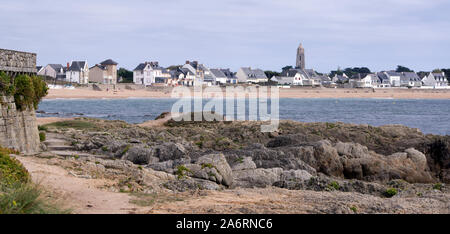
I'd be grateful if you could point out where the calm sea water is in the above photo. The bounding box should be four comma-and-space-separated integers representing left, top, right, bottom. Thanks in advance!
37, 98, 450, 135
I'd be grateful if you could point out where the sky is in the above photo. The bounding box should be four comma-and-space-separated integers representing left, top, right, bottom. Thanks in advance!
1, 0, 449, 73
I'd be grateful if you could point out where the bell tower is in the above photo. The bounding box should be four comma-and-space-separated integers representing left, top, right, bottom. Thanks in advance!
296, 43, 305, 69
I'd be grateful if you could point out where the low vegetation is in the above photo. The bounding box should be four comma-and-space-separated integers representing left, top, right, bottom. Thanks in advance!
0, 147, 67, 214
43, 120, 98, 130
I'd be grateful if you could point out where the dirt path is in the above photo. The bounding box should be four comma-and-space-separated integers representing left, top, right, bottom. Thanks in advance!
15, 155, 143, 214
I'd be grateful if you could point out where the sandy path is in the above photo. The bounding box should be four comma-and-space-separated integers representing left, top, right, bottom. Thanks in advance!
15, 156, 142, 214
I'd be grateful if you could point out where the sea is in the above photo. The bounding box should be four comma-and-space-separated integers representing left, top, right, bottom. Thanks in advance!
37, 98, 450, 135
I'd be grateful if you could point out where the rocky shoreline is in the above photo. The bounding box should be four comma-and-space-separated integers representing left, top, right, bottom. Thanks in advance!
34, 114, 449, 213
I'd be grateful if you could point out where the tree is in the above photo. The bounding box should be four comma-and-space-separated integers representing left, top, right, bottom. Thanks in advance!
264, 71, 280, 78
117, 68, 133, 83
396, 65, 413, 73
166, 65, 182, 71
281, 66, 293, 72
417, 71, 429, 79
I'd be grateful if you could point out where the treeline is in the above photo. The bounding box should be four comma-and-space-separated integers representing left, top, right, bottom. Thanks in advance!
0, 72, 48, 110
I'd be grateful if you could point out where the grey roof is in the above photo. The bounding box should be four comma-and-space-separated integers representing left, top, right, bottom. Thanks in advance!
100, 59, 118, 66
377, 72, 389, 81
220, 69, 236, 79
90, 64, 106, 70
385, 71, 402, 77
241, 67, 267, 79
133, 63, 147, 71
210, 69, 227, 78
304, 69, 317, 77
432, 73, 445, 79
48, 64, 64, 71
402, 72, 421, 81
68, 61, 86, 72
180, 68, 194, 75
281, 68, 301, 77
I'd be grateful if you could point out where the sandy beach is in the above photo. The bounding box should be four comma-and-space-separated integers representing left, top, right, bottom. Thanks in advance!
44, 85, 450, 100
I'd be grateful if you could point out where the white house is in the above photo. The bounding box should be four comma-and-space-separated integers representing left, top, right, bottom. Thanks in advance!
271, 76, 294, 85
66, 61, 89, 84
384, 71, 402, 87
133, 61, 169, 86
236, 67, 267, 83
357, 74, 380, 88
401, 72, 422, 87
210, 69, 227, 84
422, 72, 448, 87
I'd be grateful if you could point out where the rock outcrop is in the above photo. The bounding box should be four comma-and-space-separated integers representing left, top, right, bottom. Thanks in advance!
0, 96, 40, 154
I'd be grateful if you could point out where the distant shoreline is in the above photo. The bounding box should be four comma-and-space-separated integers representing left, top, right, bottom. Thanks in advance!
44, 85, 450, 100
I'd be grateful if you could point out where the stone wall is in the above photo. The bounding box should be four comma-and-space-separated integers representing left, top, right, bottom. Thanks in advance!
0, 96, 40, 154
0, 48, 37, 74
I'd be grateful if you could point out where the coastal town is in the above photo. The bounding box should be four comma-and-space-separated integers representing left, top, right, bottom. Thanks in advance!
30, 43, 450, 90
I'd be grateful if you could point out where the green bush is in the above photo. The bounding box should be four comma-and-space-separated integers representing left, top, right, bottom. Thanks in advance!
0, 147, 68, 214
0, 72, 14, 96
0, 148, 30, 186
0, 73, 48, 111
176, 165, 191, 179
385, 188, 398, 198
31, 75, 48, 109
328, 181, 340, 190
433, 183, 443, 191
39, 132, 46, 142
38, 125, 48, 131
13, 75, 35, 111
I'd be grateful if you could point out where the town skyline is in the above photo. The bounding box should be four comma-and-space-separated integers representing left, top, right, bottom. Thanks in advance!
1, 0, 449, 73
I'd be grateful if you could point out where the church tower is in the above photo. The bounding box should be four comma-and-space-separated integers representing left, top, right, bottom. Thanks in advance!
296, 43, 305, 69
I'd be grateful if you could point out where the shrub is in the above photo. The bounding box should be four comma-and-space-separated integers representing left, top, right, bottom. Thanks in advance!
328, 181, 340, 190
176, 165, 191, 179
0, 72, 14, 96
385, 188, 398, 198
13, 75, 35, 111
0, 148, 30, 186
0, 73, 48, 111
38, 125, 48, 131
30, 75, 48, 109
201, 163, 214, 169
0, 148, 68, 214
39, 132, 46, 142
433, 183, 443, 191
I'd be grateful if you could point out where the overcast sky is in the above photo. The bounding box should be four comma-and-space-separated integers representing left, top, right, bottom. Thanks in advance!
1, 0, 449, 73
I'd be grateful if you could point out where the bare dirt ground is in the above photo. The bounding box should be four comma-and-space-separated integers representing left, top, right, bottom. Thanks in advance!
15, 155, 143, 214
14, 155, 450, 214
